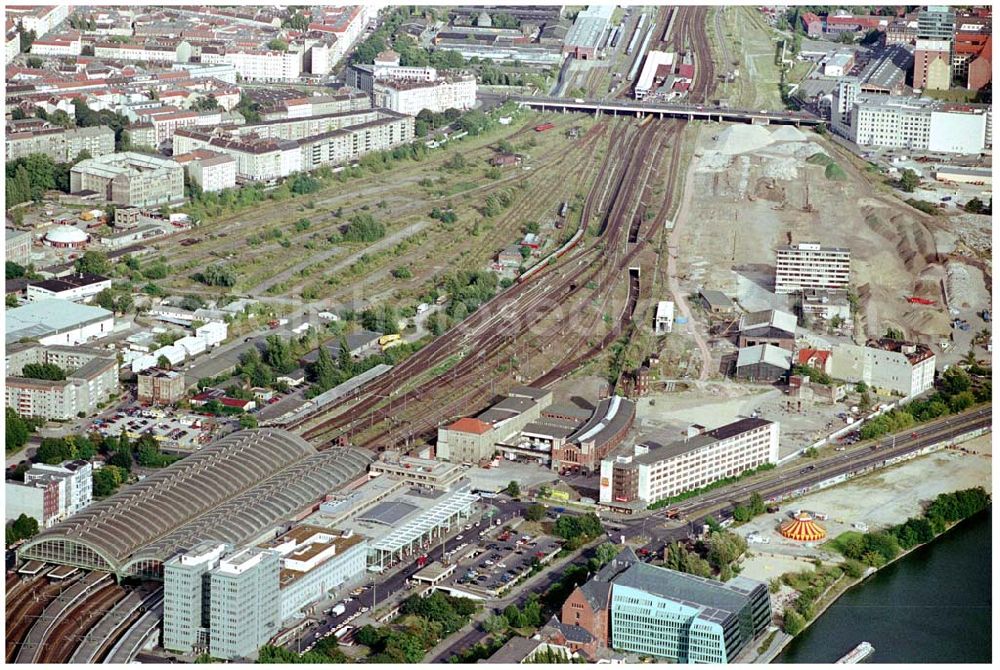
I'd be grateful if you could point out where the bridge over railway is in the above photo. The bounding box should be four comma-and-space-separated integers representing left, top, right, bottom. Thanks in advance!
511, 95, 822, 126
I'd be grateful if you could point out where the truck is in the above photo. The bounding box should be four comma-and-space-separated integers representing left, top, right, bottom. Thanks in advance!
330, 603, 346, 617
665, 508, 681, 519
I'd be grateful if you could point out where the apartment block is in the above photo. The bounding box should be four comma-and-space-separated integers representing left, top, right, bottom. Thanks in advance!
348, 50, 477, 115
6, 459, 93, 527
5, 125, 115, 163
5, 479, 61, 527
93, 40, 191, 63
775, 243, 851, 294
29, 31, 82, 56
172, 149, 237, 193
5, 343, 119, 420
209, 547, 281, 661
204, 49, 302, 82
70, 152, 185, 207
26, 273, 112, 303
7, 5, 70, 38
599, 418, 779, 505
25, 460, 93, 517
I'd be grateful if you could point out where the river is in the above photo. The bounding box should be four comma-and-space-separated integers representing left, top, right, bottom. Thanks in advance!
776, 509, 992, 664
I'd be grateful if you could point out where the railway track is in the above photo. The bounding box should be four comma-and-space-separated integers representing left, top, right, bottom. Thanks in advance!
292, 124, 641, 442
5, 572, 63, 662
36, 583, 126, 664
300, 121, 681, 449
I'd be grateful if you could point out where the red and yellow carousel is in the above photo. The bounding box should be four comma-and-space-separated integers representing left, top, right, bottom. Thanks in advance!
779, 512, 827, 542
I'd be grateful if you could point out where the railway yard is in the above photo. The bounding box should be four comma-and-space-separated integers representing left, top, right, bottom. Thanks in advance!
5, 4, 992, 666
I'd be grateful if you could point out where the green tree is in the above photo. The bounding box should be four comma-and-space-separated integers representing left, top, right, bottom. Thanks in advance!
481, 613, 508, 634
783, 609, 806, 635
899, 169, 920, 192
939, 366, 971, 396
505, 480, 521, 497
20, 362, 66, 381
525, 503, 545, 521
964, 197, 984, 214
74, 250, 111, 275
92, 465, 125, 497
5, 408, 31, 453
37, 437, 74, 464
198, 264, 236, 287
310, 345, 338, 390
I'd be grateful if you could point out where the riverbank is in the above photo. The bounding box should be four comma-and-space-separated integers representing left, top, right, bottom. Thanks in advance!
773, 507, 991, 663
765, 503, 991, 663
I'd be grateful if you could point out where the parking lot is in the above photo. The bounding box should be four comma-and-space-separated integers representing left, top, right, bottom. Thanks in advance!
90, 407, 218, 450
444, 524, 562, 597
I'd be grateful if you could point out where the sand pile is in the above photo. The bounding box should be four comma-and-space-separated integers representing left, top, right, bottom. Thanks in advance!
710, 124, 775, 155
946, 261, 983, 309
761, 156, 799, 180
770, 125, 808, 142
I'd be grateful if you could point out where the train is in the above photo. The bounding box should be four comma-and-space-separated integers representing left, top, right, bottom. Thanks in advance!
517, 226, 585, 284
626, 13, 647, 55
534, 122, 556, 132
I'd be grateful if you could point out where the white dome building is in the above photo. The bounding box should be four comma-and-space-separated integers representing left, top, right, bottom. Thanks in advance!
43, 225, 89, 249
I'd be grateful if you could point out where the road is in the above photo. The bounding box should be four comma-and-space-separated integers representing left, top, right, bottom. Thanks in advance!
620, 406, 991, 552
285, 500, 528, 653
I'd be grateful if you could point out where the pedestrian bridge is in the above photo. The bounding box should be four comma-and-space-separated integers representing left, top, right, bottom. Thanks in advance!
512, 95, 822, 126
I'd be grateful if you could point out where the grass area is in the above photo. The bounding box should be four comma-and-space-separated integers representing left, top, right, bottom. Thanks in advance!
825, 163, 847, 181
711, 6, 784, 109
826, 530, 864, 555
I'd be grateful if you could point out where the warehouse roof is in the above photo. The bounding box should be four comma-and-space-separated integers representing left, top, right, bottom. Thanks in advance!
18, 429, 373, 576
6, 299, 113, 344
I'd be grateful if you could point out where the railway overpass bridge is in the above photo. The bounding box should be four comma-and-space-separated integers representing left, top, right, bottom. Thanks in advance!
510, 95, 823, 126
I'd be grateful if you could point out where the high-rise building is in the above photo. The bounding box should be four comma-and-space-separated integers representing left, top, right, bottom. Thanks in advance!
775, 243, 851, 294
917, 5, 956, 40
209, 547, 281, 661
163, 542, 231, 655
847, 94, 990, 154
913, 39, 952, 89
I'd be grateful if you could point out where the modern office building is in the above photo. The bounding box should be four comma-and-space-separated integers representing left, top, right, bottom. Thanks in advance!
916, 5, 956, 40
370, 452, 466, 491
70, 153, 185, 207
5, 125, 115, 163
163, 542, 232, 655
209, 547, 281, 660
599, 418, 779, 505
5, 343, 119, 420
609, 563, 771, 662
775, 243, 851, 294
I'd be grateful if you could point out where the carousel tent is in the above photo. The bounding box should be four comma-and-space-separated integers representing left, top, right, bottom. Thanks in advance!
779, 513, 827, 542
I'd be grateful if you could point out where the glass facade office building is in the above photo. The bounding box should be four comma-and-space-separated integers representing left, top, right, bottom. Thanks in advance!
609, 563, 771, 663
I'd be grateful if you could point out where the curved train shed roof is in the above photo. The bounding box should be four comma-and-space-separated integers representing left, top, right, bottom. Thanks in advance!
18, 429, 373, 575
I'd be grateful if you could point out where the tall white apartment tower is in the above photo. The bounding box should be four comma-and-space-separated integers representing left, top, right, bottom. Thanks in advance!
775, 243, 851, 294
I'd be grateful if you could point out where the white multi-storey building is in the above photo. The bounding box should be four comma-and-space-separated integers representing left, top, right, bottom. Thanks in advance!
6, 23, 20, 64
5, 343, 119, 420
5, 125, 116, 163
172, 150, 237, 193
846, 94, 991, 154
775, 243, 851, 294
599, 418, 780, 505
831, 339, 936, 398
29, 31, 81, 56
93, 40, 191, 63
9, 5, 70, 38
260, 526, 367, 621
209, 49, 303, 82
25, 460, 93, 517
348, 50, 477, 115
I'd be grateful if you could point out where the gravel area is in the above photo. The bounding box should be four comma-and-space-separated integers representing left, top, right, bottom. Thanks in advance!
734, 434, 992, 566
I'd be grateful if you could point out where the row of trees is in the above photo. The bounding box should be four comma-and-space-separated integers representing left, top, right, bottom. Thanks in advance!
6, 514, 39, 548
19, 363, 67, 381
781, 562, 845, 635
6, 151, 91, 207
837, 487, 990, 568
860, 367, 988, 440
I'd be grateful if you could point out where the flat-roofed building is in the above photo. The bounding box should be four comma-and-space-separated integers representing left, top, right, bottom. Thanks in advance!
260, 525, 367, 621
599, 418, 779, 505
775, 242, 851, 294
564, 4, 614, 59
171, 149, 237, 193
26, 273, 111, 303
5, 342, 119, 420
5, 125, 115, 163
163, 542, 231, 655
654, 301, 674, 335
609, 563, 771, 662
29, 31, 81, 56
846, 94, 990, 154
208, 547, 281, 660
370, 452, 465, 491
137, 368, 186, 405
70, 152, 185, 207
6, 299, 114, 347
831, 339, 935, 397
437, 386, 553, 464
6, 228, 32, 267
913, 38, 951, 89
